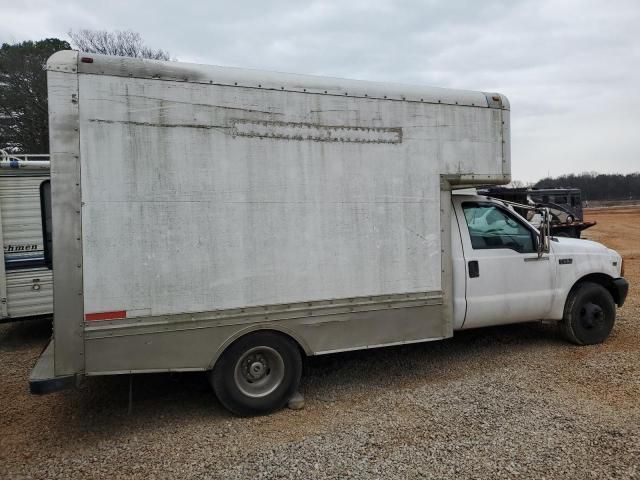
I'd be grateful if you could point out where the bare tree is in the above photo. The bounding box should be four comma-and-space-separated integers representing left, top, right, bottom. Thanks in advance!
68, 29, 171, 60
507, 180, 532, 188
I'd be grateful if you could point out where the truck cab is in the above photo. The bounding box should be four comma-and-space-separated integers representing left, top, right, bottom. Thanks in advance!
451, 193, 627, 344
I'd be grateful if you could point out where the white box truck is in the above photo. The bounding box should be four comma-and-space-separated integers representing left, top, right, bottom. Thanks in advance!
0, 151, 53, 320
30, 52, 628, 415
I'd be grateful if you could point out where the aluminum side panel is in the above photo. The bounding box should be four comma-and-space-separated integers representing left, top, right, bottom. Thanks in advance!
75, 52, 492, 109
0, 174, 52, 320
78, 74, 504, 318
0, 199, 6, 317
84, 296, 446, 374
48, 61, 84, 375
439, 182, 454, 337
4, 267, 52, 318
0, 175, 48, 261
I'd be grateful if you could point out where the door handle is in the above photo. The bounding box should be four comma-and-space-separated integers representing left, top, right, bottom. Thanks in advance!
468, 260, 479, 278
524, 256, 550, 262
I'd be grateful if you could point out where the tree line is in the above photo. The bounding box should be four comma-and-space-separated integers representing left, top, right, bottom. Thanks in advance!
535, 172, 640, 201
0, 30, 171, 153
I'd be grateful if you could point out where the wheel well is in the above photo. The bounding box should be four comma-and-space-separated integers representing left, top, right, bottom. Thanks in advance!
209, 327, 309, 370
570, 273, 620, 305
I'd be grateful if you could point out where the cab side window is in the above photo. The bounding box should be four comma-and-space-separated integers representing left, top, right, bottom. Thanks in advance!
462, 202, 536, 253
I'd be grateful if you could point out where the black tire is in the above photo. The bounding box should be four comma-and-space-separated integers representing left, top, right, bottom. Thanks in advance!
210, 331, 302, 416
561, 282, 616, 345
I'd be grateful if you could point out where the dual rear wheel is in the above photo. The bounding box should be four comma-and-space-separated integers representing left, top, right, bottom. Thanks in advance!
209, 331, 302, 416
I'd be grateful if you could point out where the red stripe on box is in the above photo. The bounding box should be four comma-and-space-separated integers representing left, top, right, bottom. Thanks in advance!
85, 310, 127, 321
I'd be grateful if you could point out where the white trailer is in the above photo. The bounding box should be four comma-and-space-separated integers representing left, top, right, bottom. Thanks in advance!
30, 52, 628, 415
0, 150, 52, 320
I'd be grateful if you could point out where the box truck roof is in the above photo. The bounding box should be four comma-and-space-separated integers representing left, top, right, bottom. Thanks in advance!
47, 51, 509, 111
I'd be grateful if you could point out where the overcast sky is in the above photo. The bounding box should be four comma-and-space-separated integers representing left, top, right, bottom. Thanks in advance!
1, 0, 639, 182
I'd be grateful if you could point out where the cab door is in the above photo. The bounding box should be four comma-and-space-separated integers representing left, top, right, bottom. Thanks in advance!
454, 199, 556, 329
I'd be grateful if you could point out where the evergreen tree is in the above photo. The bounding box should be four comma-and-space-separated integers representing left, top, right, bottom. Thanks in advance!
0, 38, 71, 153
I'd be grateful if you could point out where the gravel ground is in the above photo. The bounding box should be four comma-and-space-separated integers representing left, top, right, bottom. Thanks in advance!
1, 208, 638, 479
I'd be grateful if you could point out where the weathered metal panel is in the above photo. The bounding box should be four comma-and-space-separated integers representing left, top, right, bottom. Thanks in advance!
47, 51, 84, 376
0, 175, 48, 264
0, 126, 52, 321
83, 293, 445, 374
439, 181, 454, 336
76, 53, 495, 109
4, 267, 53, 318
78, 71, 507, 320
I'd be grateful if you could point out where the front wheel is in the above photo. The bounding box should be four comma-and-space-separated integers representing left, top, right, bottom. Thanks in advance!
210, 331, 302, 416
561, 282, 616, 345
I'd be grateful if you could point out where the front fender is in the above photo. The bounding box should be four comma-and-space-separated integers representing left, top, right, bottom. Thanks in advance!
549, 272, 626, 320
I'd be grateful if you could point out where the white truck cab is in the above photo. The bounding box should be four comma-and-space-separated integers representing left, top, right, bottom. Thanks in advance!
451, 193, 627, 344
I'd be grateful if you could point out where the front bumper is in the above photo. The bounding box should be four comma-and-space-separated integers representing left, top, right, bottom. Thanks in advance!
612, 277, 629, 307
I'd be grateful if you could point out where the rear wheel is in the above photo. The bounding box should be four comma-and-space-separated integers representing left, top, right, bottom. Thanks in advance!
561, 282, 616, 345
210, 331, 302, 416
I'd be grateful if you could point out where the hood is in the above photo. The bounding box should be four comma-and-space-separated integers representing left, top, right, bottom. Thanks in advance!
551, 236, 622, 277
550, 237, 609, 255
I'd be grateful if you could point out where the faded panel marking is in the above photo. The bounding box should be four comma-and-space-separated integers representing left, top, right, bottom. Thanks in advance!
88, 118, 230, 132
231, 119, 402, 144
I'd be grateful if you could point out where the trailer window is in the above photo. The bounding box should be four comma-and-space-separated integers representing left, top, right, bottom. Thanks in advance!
462, 203, 535, 253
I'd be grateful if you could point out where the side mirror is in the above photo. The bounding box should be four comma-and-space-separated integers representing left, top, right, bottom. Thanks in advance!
537, 207, 551, 258
536, 232, 543, 257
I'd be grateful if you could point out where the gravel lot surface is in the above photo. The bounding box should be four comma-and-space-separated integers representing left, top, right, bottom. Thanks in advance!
1, 207, 638, 479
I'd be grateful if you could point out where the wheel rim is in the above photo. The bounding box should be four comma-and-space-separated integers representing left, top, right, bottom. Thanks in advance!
233, 346, 285, 398
579, 302, 604, 330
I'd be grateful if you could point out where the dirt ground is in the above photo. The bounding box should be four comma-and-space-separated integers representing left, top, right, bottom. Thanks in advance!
583, 207, 640, 279
0, 208, 638, 479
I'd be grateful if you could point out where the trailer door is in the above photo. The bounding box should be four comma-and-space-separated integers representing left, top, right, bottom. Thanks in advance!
455, 200, 556, 329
